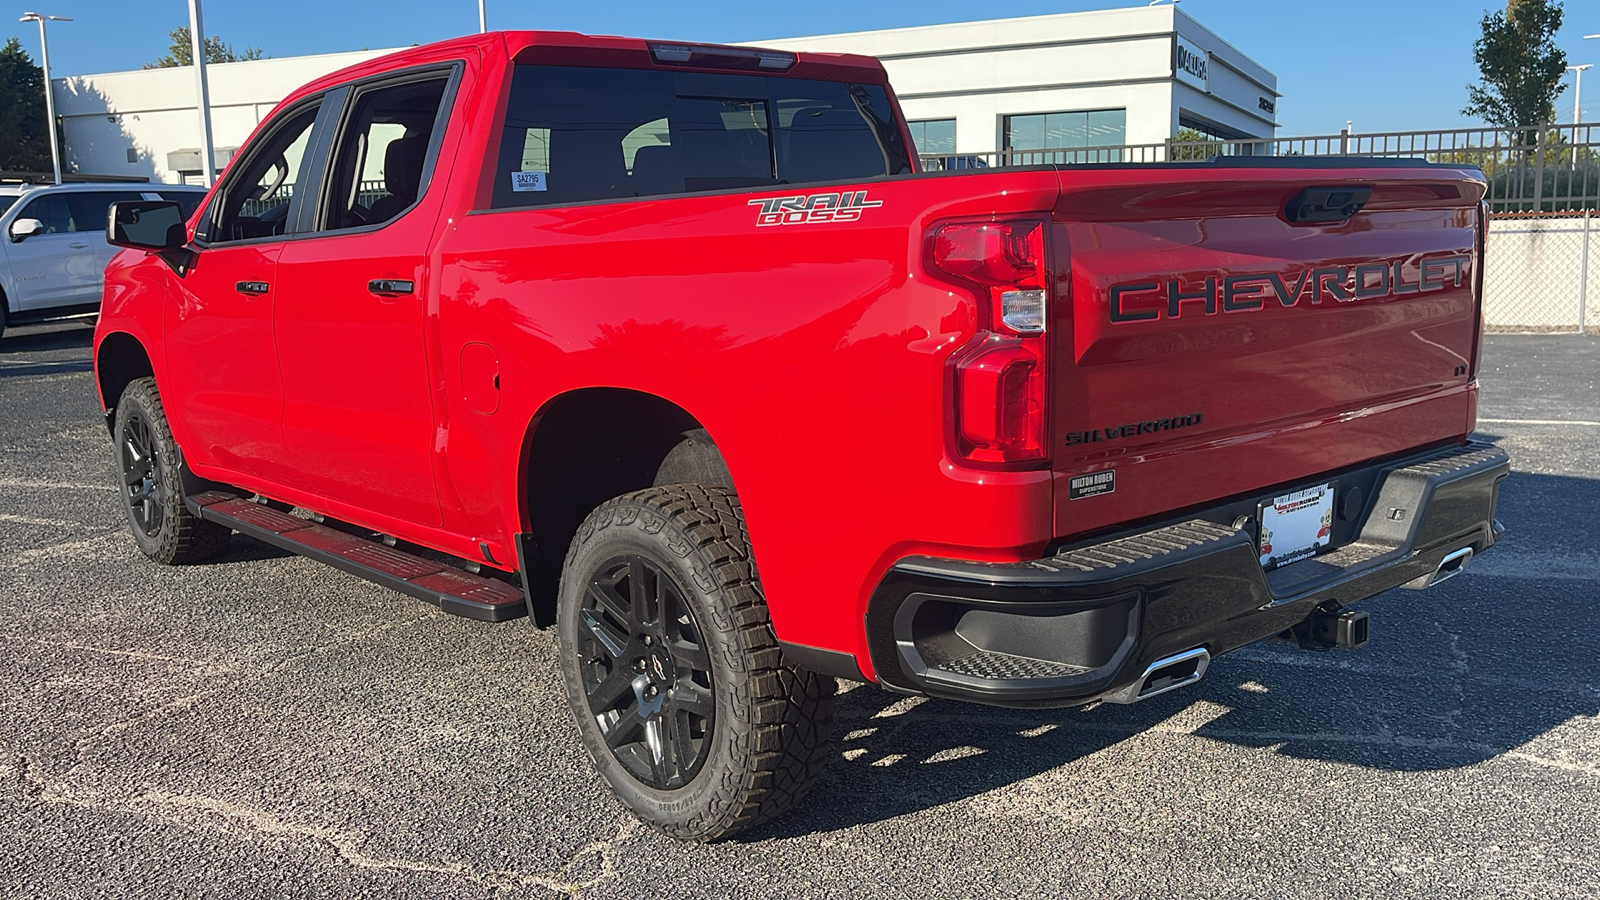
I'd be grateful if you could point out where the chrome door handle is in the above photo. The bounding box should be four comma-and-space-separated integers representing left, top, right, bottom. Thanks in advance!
235, 281, 270, 295
368, 279, 414, 295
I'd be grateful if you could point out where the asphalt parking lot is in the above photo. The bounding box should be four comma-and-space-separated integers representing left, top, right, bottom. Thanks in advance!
1, 324, 1596, 899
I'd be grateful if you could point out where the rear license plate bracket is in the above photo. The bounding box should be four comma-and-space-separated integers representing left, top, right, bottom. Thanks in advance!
1259, 483, 1334, 570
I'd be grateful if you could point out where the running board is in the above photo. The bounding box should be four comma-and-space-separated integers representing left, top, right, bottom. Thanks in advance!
187, 492, 527, 622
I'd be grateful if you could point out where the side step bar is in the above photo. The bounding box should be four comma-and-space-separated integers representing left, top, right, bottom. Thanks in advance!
187, 492, 527, 622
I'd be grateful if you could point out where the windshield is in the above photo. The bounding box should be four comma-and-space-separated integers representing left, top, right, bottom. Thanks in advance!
0, 196, 18, 217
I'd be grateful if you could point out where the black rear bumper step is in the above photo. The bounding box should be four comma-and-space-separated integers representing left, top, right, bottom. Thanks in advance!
187, 492, 527, 622
866, 441, 1509, 707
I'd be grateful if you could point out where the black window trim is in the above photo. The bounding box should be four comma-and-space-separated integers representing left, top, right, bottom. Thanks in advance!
307, 61, 464, 237
193, 91, 335, 249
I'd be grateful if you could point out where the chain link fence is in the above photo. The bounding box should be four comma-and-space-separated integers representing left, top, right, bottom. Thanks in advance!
1484, 212, 1597, 334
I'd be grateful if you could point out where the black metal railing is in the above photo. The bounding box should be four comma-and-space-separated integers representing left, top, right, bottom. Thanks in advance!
918, 123, 1600, 215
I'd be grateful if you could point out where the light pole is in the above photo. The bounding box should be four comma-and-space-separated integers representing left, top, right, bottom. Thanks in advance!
18, 12, 72, 185
1568, 64, 1592, 172
188, 0, 217, 187
479, 0, 486, 32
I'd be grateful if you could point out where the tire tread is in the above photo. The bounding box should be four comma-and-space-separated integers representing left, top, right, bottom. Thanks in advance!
562, 483, 835, 841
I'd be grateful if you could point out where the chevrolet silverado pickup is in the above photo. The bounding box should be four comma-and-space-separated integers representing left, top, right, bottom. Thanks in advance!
92, 31, 1509, 841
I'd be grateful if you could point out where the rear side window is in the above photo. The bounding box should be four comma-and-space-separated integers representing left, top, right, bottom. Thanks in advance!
155, 191, 206, 220
490, 65, 910, 209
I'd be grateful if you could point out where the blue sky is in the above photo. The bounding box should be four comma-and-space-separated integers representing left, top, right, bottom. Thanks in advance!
11, 0, 1600, 136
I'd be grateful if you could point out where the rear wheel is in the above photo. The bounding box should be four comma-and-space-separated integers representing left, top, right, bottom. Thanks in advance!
112, 377, 231, 564
556, 484, 835, 841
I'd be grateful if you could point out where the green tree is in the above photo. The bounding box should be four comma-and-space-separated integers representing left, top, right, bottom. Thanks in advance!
144, 25, 264, 68
1463, 0, 1567, 136
1169, 127, 1215, 161
0, 36, 52, 172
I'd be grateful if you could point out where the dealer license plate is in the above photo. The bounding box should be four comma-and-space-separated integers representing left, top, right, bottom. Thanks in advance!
1259, 484, 1334, 570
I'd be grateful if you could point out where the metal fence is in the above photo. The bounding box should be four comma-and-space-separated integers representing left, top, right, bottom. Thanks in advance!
1484, 212, 1597, 334
239, 180, 389, 218
919, 122, 1600, 215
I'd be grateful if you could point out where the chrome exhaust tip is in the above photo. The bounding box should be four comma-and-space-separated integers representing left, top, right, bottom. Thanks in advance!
1102, 647, 1210, 705
1401, 546, 1473, 590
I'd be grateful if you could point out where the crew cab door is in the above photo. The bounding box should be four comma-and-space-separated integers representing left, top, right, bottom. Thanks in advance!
164, 95, 332, 480
271, 67, 458, 526
3, 191, 101, 313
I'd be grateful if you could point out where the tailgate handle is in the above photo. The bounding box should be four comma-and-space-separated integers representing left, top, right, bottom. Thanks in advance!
1285, 186, 1372, 225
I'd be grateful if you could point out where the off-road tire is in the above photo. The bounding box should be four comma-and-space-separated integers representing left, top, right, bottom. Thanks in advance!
112, 377, 231, 564
556, 484, 835, 841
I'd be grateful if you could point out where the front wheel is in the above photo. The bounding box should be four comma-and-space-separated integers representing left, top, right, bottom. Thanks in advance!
556, 485, 835, 841
112, 377, 231, 564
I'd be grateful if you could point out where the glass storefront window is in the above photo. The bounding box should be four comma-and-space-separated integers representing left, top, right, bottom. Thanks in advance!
1003, 109, 1126, 163
908, 119, 956, 155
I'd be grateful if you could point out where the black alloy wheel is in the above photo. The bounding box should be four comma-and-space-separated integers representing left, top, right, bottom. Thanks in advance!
111, 377, 231, 564
119, 410, 165, 538
577, 554, 716, 790
556, 484, 836, 841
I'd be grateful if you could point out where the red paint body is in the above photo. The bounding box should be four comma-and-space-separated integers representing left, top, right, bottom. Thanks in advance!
94, 32, 1488, 682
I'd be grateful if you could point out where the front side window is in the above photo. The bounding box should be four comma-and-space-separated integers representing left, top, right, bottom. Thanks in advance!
16, 194, 73, 233
207, 100, 322, 243
320, 74, 451, 231
490, 65, 911, 209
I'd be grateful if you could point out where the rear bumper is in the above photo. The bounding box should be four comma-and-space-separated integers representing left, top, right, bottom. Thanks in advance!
865, 441, 1509, 707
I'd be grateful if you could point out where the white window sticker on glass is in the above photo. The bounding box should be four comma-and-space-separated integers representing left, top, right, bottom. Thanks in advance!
511, 171, 547, 192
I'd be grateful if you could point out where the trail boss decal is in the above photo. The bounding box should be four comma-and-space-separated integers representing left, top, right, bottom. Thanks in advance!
749, 191, 883, 226
1107, 254, 1471, 324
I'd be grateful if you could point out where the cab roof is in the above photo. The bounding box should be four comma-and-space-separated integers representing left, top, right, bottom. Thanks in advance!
286, 30, 890, 106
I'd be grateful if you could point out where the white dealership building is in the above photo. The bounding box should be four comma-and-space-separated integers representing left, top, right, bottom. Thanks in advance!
50, 4, 1277, 183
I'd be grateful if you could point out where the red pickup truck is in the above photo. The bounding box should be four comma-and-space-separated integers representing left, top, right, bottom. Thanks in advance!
93, 31, 1509, 840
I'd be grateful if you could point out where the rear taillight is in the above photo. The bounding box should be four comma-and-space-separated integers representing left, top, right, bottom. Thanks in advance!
930, 219, 1052, 466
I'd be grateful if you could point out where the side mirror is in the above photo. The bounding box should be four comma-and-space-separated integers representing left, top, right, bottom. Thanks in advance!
107, 200, 188, 252
8, 218, 44, 242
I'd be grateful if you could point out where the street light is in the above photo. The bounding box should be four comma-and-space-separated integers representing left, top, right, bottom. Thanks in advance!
1568, 64, 1592, 171
479, 0, 486, 32
18, 12, 72, 185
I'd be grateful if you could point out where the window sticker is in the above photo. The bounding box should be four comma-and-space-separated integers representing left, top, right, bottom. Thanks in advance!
510, 171, 548, 192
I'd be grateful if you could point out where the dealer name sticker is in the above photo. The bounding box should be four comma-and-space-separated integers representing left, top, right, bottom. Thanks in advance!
1069, 470, 1116, 500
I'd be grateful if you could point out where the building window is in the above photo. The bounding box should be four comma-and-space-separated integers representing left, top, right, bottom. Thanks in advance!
907, 118, 956, 155
1003, 109, 1126, 163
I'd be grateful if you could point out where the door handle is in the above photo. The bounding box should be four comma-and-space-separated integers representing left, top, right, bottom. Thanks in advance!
368, 279, 414, 295
69, 242, 89, 249
235, 281, 270, 295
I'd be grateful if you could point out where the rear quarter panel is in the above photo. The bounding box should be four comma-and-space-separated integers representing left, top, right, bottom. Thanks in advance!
436, 170, 1065, 664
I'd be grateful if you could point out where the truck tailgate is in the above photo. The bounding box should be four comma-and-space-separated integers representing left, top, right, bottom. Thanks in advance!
1050, 163, 1486, 540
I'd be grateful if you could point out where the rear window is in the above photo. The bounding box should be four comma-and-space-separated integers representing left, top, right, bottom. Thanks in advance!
490, 65, 911, 209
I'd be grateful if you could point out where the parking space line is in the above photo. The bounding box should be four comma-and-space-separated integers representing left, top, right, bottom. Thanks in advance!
1477, 418, 1600, 426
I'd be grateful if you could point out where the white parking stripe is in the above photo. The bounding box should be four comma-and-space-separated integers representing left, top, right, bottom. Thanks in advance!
1477, 418, 1600, 426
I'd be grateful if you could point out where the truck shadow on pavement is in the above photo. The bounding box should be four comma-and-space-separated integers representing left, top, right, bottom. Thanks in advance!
0, 324, 95, 378
752, 469, 1600, 839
